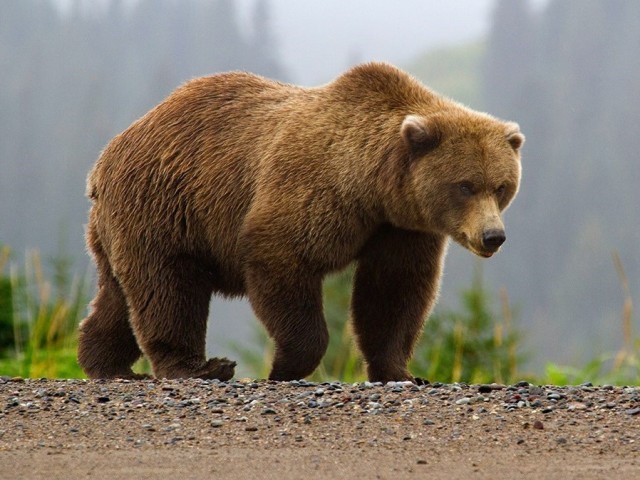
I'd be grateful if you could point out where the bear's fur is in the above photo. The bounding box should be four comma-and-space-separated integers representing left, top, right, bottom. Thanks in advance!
78, 62, 524, 382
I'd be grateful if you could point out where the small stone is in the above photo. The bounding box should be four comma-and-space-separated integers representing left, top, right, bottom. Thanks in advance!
245, 426, 258, 432
211, 420, 224, 428
96, 396, 110, 403
455, 397, 471, 405
423, 419, 435, 426
626, 408, 640, 416
261, 408, 277, 415
417, 459, 427, 465
533, 420, 544, 430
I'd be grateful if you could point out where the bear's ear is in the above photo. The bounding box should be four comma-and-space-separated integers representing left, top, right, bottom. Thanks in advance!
401, 115, 441, 155
505, 122, 525, 151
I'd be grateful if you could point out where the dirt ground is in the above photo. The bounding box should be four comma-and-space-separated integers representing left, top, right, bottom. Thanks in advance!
1, 377, 638, 479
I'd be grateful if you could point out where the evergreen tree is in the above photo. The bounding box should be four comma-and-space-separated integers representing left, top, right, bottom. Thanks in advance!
483, 0, 535, 118
0, 0, 288, 265
482, 0, 640, 364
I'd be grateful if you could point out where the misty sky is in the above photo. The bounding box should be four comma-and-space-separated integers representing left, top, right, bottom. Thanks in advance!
238, 0, 495, 85
54, 0, 551, 85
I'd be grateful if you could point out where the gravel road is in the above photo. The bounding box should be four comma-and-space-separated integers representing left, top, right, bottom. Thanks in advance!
1, 376, 639, 479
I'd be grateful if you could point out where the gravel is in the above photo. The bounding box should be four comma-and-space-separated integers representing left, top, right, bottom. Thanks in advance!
0, 377, 639, 479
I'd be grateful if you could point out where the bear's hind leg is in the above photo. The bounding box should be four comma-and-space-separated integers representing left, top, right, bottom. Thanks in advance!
78, 231, 145, 379
123, 255, 235, 380
351, 226, 446, 383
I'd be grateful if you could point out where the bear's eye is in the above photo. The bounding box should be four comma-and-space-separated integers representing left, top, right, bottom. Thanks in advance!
458, 182, 474, 197
495, 185, 506, 198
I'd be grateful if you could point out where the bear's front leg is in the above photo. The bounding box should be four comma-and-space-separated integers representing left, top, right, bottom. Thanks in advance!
351, 226, 446, 383
245, 260, 328, 381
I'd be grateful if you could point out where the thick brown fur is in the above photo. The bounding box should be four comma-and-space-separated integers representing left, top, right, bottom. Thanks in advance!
78, 62, 524, 382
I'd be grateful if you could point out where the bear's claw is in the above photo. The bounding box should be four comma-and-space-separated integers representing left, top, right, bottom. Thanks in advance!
194, 357, 236, 381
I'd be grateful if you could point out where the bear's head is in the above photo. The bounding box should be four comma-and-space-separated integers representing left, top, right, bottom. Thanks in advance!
397, 110, 524, 258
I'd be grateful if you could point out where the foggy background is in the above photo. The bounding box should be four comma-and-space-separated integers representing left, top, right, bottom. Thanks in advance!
1, 0, 638, 376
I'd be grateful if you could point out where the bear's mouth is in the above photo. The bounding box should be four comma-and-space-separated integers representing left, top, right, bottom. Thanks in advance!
469, 246, 495, 258
454, 234, 496, 258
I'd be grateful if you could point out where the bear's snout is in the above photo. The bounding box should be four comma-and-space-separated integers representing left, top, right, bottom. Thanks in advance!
482, 229, 506, 252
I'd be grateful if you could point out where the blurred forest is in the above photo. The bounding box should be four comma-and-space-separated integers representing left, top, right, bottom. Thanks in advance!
482, 0, 640, 366
1, 0, 639, 372
0, 0, 285, 261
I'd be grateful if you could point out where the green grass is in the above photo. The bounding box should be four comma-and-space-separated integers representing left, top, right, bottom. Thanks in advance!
542, 252, 638, 386
0, 246, 88, 378
1, 244, 637, 385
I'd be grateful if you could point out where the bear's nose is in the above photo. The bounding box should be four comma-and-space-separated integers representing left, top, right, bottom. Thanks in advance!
482, 229, 506, 251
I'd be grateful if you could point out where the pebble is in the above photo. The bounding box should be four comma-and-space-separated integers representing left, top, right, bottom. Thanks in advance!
1, 378, 638, 454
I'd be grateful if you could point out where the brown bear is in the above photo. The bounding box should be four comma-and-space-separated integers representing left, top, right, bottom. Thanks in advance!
78, 62, 524, 382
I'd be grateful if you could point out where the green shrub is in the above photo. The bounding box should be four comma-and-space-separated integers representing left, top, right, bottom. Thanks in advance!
0, 246, 18, 354
410, 268, 524, 384
233, 263, 524, 384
